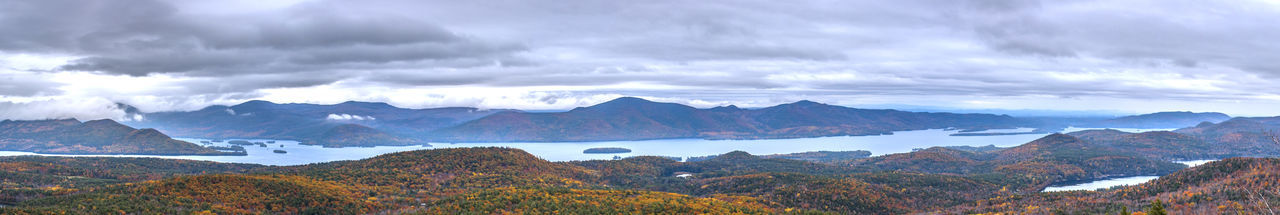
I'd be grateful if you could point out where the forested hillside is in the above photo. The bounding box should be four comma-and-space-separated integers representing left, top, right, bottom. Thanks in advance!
2, 140, 1274, 214
0, 119, 240, 155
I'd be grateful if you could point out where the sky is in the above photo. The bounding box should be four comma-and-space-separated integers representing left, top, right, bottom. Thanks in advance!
2, 0, 1280, 120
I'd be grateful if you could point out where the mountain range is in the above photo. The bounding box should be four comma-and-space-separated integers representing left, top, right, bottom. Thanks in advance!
429, 97, 1026, 141
125, 100, 504, 145
118, 97, 1231, 144
1091, 111, 1231, 128
0, 97, 1241, 156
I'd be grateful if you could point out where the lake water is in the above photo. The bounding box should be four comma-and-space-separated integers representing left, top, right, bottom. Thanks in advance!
1174, 159, 1216, 167
1061, 127, 1178, 133
1040, 159, 1219, 192
0, 139, 434, 166
436, 128, 1046, 161
1042, 176, 1161, 192
0, 128, 1048, 165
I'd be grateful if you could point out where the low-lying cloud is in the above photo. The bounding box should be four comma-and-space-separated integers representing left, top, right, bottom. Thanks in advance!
326, 114, 375, 121
0, 98, 130, 121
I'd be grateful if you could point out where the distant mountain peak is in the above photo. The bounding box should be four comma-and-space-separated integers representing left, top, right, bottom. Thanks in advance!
1195, 121, 1216, 128
83, 119, 127, 128
336, 101, 396, 109
229, 100, 281, 113
574, 97, 694, 113
779, 100, 834, 108
1027, 133, 1086, 147
127, 128, 172, 139
710, 151, 756, 161
709, 105, 743, 112
237, 100, 276, 106
599, 97, 654, 105
793, 100, 820, 105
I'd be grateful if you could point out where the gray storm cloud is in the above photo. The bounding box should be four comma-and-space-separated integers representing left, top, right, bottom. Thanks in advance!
1, 0, 524, 77
1, 0, 1280, 119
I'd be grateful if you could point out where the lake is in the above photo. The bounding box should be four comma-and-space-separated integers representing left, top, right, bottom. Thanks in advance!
0, 128, 1048, 165
1042, 176, 1161, 192
1061, 127, 1177, 133
1041, 159, 1218, 192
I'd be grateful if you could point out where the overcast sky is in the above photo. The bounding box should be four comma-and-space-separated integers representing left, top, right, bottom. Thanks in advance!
3, 0, 1280, 120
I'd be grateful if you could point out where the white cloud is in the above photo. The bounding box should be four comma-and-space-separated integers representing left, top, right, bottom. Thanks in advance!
326, 113, 376, 121
0, 98, 127, 121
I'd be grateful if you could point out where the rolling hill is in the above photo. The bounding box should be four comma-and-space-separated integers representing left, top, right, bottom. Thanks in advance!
957, 157, 1280, 214
1173, 117, 1280, 157
0, 119, 239, 155
1095, 111, 1231, 128
852, 134, 1186, 191
1068, 129, 1229, 160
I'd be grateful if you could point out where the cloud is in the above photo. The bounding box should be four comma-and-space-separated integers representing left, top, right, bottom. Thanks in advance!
0, 98, 128, 121
326, 113, 375, 121
0, 0, 525, 77
0, 72, 62, 96
1, 0, 1280, 117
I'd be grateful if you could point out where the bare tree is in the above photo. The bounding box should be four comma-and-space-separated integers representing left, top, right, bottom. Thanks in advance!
1262, 129, 1280, 145
1271, 130, 1280, 145
1246, 188, 1277, 215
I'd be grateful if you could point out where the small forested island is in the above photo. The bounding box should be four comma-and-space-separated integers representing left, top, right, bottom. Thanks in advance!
949, 131, 1045, 136
273, 149, 287, 154
583, 147, 632, 154
227, 140, 255, 146
206, 146, 246, 152
939, 144, 1007, 153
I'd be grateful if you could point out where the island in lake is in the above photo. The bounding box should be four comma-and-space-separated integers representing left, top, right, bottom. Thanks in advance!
583, 147, 632, 154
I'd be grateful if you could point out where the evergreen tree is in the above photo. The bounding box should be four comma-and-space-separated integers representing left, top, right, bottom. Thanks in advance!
1147, 199, 1167, 215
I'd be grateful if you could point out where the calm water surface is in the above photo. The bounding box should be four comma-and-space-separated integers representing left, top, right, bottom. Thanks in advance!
1042, 176, 1161, 192
1061, 127, 1177, 133
0, 128, 1047, 165
1041, 159, 1219, 192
